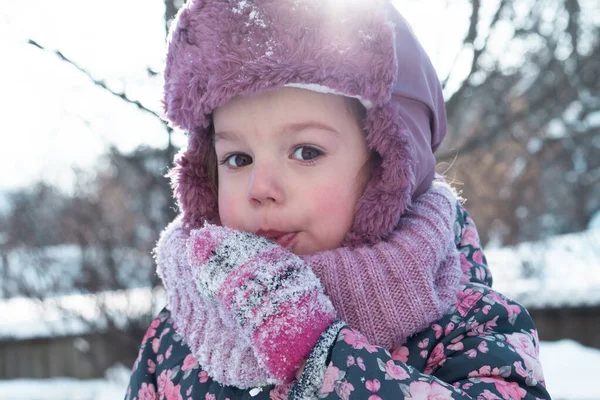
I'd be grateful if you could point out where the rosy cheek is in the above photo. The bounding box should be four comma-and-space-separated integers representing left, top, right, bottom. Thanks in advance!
218, 193, 243, 229
310, 183, 356, 228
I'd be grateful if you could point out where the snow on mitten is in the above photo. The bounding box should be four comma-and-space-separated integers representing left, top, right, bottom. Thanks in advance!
155, 217, 277, 388
188, 224, 337, 383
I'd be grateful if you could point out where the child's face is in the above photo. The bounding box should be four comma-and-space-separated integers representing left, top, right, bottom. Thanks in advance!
213, 87, 370, 255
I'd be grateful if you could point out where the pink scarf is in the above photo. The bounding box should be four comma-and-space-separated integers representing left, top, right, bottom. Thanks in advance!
155, 178, 462, 388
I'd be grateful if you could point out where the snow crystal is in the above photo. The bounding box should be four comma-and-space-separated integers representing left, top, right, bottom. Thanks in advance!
284, 83, 373, 109
232, 0, 249, 14
233, 0, 267, 28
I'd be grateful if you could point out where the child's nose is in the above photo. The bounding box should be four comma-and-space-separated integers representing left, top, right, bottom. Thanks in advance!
247, 162, 285, 206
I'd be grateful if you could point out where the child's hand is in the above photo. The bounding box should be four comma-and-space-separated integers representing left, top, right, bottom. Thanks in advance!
187, 224, 337, 383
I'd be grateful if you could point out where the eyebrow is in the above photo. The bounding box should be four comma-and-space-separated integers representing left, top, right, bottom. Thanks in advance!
214, 121, 340, 142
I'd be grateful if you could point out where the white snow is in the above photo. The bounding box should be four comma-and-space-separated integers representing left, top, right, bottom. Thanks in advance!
589, 210, 600, 230
0, 287, 165, 340
538, 340, 600, 400
0, 365, 130, 400
487, 228, 600, 309
284, 83, 374, 109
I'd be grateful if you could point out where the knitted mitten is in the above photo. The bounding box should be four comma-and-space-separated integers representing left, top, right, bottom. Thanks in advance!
187, 225, 337, 383
155, 218, 274, 388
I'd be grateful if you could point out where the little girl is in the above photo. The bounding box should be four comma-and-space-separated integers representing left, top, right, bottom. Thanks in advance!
126, 0, 550, 399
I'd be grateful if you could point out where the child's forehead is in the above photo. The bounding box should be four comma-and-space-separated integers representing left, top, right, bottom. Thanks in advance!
213, 87, 359, 126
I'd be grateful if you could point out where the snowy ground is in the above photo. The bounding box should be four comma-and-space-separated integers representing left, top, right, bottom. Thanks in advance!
0, 340, 598, 400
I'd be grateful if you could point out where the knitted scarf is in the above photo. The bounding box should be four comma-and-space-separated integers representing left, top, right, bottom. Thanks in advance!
154, 177, 462, 388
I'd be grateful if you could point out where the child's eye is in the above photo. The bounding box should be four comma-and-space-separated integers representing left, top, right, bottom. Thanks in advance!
223, 153, 253, 168
292, 146, 323, 161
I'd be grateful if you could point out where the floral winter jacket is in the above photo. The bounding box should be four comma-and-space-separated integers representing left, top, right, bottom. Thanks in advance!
126, 204, 550, 400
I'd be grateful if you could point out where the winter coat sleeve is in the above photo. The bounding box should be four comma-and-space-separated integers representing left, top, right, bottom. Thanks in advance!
290, 288, 551, 400
124, 313, 164, 400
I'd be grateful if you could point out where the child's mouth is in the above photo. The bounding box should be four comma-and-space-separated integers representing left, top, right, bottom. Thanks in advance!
255, 230, 297, 248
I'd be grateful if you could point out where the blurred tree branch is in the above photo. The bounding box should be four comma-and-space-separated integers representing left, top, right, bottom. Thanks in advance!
27, 39, 167, 126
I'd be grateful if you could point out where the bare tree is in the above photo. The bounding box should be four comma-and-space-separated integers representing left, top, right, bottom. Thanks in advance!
437, 0, 600, 246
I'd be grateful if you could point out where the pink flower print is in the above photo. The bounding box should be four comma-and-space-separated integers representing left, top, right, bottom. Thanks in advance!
480, 389, 502, 400
142, 319, 161, 346
420, 350, 428, 359
478, 341, 489, 354
147, 359, 156, 374
336, 381, 354, 400
505, 333, 544, 382
346, 355, 355, 367
163, 381, 183, 400
405, 381, 453, 400
365, 378, 381, 392
459, 253, 472, 274
341, 328, 378, 353
157, 354, 165, 365
368, 396, 383, 400
446, 341, 464, 352
181, 354, 198, 371
424, 343, 447, 374
136, 383, 158, 400
160, 327, 171, 339
465, 349, 477, 359
482, 305, 492, 315
468, 316, 500, 337
487, 293, 522, 322
514, 361, 529, 378
461, 225, 480, 248
418, 338, 429, 349
456, 288, 483, 316
165, 345, 173, 360
480, 378, 527, 400
432, 324, 443, 339
321, 365, 342, 394
444, 322, 455, 336
198, 370, 209, 383
391, 346, 409, 363
384, 360, 409, 380
205, 393, 215, 400
468, 365, 503, 378
152, 338, 161, 354
474, 265, 487, 282
269, 384, 292, 400
472, 250, 483, 264
357, 357, 366, 371
157, 369, 171, 394
469, 365, 491, 378
450, 334, 464, 344
186, 387, 192, 397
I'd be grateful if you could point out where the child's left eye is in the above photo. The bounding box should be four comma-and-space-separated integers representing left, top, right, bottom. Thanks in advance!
292, 146, 323, 161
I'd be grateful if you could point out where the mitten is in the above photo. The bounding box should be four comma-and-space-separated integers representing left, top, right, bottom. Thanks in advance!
155, 217, 274, 388
188, 224, 337, 383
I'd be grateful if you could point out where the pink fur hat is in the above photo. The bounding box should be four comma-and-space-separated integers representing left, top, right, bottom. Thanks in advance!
162, 0, 447, 246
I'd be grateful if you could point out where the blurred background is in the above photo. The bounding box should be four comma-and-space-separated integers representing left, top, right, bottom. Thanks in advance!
0, 0, 598, 398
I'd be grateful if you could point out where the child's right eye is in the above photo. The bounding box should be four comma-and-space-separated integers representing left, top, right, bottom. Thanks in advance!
223, 153, 253, 168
